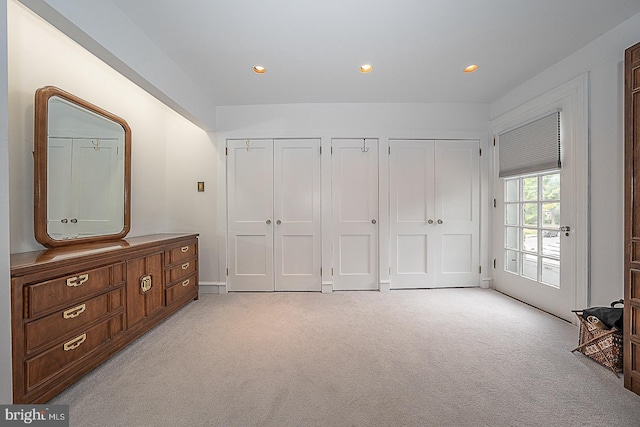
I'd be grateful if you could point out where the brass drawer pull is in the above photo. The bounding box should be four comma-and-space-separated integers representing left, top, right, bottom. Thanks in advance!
181, 246, 189, 253
182, 279, 190, 287
63, 303, 86, 319
66, 274, 89, 287
63, 333, 87, 351
140, 275, 152, 293
181, 262, 189, 270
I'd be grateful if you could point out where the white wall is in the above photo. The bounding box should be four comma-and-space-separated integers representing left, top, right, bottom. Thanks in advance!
7, 0, 217, 266
215, 103, 492, 288
0, 0, 13, 405
18, 0, 217, 131
490, 11, 640, 306
164, 115, 219, 286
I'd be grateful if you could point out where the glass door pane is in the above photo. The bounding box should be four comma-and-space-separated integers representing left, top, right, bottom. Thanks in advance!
503, 172, 560, 288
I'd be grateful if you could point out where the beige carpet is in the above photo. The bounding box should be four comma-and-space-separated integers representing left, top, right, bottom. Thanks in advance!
51, 288, 640, 426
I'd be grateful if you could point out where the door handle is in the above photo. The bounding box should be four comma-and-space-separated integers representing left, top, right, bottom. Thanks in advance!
371, 219, 377, 224
560, 226, 570, 232
427, 219, 434, 224
276, 220, 282, 225
266, 219, 271, 225
437, 219, 443, 224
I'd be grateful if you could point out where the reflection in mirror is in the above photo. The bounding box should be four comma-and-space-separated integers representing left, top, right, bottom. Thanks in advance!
34, 86, 131, 247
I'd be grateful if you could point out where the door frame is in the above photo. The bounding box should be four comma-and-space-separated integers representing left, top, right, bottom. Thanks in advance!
491, 73, 589, 320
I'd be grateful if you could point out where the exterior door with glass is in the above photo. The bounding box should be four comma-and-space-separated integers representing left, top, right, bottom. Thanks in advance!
494, 170, 575, 321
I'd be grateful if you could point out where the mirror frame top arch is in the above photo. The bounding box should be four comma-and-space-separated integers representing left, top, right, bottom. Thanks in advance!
34, 86, 131, 248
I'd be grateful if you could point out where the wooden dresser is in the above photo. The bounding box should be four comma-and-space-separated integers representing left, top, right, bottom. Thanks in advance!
10, 233, 199, 404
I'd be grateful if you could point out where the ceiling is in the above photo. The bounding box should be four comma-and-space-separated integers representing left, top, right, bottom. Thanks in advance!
110, 0, 640, 107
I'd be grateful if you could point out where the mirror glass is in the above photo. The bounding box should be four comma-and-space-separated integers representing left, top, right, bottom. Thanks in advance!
34, 86, 131, 247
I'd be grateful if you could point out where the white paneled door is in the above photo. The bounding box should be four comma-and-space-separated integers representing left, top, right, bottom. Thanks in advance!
389, 140, 479, 288
332, 139, 379, 290
273, 139, 321, 291
227, 139, 274, 291
227, 139, 321, 292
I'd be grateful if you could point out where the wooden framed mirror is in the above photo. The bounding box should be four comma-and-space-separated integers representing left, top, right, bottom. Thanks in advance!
34, 86, 131, 247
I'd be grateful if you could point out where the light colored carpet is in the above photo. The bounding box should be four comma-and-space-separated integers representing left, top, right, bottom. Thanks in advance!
51, 288, 640, 427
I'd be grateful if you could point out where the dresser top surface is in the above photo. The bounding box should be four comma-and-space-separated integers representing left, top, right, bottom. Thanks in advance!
10, 233, 198, 276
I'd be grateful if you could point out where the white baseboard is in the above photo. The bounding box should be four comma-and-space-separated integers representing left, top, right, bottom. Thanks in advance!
379, 281, 391, 292
321, 282, 333, 294
480, 278, 493, 289
198, 281, 228, 294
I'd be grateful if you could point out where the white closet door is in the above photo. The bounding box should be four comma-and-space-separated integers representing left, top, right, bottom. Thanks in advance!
227, 139, 274, 291
434, 140, 480, 287
273, 139, 321, 291
47, 138, 73, 239
332, 139, 378, 290
72, 138, 124, 237
389, 140, 436, 288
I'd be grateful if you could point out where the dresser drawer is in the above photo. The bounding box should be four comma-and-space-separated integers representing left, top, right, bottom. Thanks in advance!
26, 263, 123, 318
166, 274, 197, 305
25, 288, 124, 354
25, 313, 124, 392
167, 241, 197, 264
165, 259, 197, 285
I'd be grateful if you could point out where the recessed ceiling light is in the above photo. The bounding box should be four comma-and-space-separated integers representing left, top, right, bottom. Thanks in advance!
463, 64, 479, 74
360, 64, 373, 73
253, 65, 266, 74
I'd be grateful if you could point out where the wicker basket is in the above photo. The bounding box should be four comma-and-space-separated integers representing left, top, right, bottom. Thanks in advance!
572, 312, 623, 377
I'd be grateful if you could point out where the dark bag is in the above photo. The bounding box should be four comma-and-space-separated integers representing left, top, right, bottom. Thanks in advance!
582, 299, 623, 331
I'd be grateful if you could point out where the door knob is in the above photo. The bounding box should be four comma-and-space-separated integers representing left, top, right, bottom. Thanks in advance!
437, 219, 443, 224
560, 226, 570, 232
266, 219, 271, 225
428, 219, 434, 224
276, 220, 282, 225
371, 219, 377, 224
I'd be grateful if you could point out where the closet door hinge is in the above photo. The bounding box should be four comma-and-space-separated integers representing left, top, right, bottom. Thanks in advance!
493, 259, 496, 269
389, 266, 392, 274
226, 267, 229, 276
479, 148, 482, 156
331, 146, 333, 155
493, 198, 496, 208
320, 267, 322, 276
479, 265, 482, 274
493, 137, 496, 147
388, 146, 391, 155
331, 267, 334, 276
225, 147, 228, 155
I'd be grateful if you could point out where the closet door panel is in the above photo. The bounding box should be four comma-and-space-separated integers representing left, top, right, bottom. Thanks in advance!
227, 140, 274, 291
434, 140, 479, 287
47, 139, 73, 239
72, 139, 123, 237
389, 140, 436, 288
274, 139, 321, 291
332, 139, 378, 290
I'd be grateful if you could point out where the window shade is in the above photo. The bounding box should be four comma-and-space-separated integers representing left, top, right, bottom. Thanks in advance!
498, 111, 560, 178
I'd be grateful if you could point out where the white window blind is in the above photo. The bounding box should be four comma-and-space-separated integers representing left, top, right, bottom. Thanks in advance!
498, 111, 561, 178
